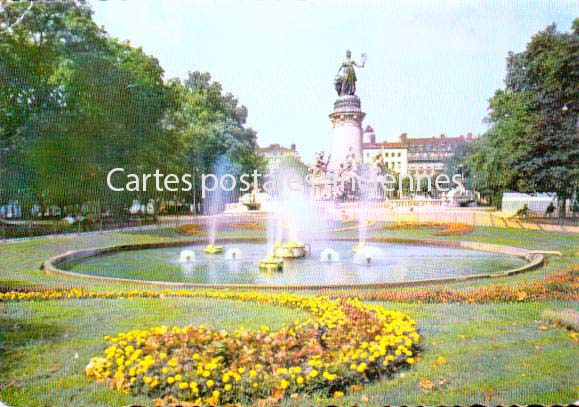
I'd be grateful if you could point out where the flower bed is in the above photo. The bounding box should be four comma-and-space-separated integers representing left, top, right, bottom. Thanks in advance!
178, 222, 267, 235
223, 222, 266, 231
83, 292, 419, 405
176, 224, 207, 236
327, 266, 579, 303
1, 266, 576, 304
379, 221, 474, 236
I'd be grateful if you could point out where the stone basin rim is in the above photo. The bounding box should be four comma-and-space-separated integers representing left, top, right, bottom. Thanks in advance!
43, 236, 544, 290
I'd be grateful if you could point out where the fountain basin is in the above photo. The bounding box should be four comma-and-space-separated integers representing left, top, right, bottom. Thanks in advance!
47, 238, 543, 289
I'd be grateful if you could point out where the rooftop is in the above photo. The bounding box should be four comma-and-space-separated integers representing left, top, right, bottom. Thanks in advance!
257, 143, 298, 155
363, 131, 476, 149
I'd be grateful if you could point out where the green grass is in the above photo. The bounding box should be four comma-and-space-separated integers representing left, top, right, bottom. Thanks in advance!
1, 223, 578, 405
310, 301, 579, 406
0, 297, 307, 407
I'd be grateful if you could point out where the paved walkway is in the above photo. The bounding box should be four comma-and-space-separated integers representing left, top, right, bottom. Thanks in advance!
1, 209, 577, 244
320, 206, 579, 234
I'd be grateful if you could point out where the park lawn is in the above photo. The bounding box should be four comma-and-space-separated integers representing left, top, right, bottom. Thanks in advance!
309, 301, 579, 406
278, 301, 579, 406
0, 297, 577, 406
0, 297, 308, 407
0, 224, 578, 405
1, 223, 577, 291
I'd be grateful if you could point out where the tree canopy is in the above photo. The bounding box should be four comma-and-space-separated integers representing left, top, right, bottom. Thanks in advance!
452, 20, 578, 214
0, 1, 264, 218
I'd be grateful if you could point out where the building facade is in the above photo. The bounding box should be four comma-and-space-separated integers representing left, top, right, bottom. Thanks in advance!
362, 128, 474, 177
257, 143, 301, 169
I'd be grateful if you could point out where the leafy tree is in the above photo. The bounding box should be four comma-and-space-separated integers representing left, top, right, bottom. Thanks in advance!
165, 72, 266, 211
1, 1, 266, 221
457, 20, 578, 215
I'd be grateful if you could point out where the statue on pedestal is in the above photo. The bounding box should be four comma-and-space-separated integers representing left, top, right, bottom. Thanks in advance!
334, 50, 367, 96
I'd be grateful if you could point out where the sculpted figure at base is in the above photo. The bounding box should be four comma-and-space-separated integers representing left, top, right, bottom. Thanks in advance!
309, 151, 329, 176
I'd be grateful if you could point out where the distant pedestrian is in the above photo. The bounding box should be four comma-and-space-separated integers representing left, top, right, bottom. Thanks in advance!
545, 202, 555, 218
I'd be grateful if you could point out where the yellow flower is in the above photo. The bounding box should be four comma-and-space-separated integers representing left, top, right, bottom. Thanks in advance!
79, 288, 423, 403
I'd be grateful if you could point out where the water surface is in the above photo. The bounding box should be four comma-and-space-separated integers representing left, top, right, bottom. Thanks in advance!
62, 241, 526, 285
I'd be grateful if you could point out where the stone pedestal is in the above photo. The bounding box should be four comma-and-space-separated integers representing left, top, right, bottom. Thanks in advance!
327, 95, 365, 172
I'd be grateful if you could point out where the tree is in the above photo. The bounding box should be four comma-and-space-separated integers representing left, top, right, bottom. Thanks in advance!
0, 0, 108, 212
458, 20, 578, 215
0, 2, 277, 222
165, 72, 266, 210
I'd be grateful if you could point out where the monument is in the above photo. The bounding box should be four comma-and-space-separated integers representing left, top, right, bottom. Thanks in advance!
308, 50, 368, 200
327, 50, 367, 172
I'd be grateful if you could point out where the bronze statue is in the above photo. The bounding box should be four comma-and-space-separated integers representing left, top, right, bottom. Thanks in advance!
335, 50, 367, 96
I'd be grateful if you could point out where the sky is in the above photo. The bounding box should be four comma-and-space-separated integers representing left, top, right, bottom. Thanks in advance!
89, 0, 577, 162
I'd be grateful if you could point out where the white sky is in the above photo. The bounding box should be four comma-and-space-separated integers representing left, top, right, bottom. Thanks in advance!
89, 0, 577, 161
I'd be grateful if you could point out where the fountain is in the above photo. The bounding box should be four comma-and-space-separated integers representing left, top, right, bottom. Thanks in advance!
273, 241, 309, 259
354, 163, 380, 252
178, 249, 196, 263
225, 248, 242, 260
320, 248, 340, 263
258, 253, 284, 272
259, 155, 327, 269
203, 244, 224, 254
353, 246, 386, 266
56, 53, 534, 287
204, 155, 234, 255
